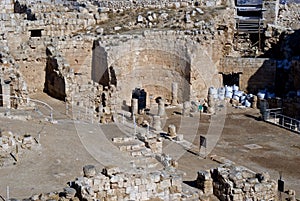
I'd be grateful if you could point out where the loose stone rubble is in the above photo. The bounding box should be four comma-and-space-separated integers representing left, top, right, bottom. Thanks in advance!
0, 129, 38, 167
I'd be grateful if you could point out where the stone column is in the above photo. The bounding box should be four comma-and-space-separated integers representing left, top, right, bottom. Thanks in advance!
153, 115, 161, 131
131, 98, 138, 116
157, 99, 166, 117
2, 83, 10, 109
182, 101, 190, 117
168, 124, 177, 138
171, 82, 178, 105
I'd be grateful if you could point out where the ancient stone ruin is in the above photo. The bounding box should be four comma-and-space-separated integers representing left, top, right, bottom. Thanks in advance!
0, 0, 300, 200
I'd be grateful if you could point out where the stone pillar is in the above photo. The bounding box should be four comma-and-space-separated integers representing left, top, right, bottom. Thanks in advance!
131, 98, 138, 116
171, 82, 178, 105
2, 83, 10, 109
196, 170, 213, 195
207, 95, 215, 108
168, 124, 177, 138
157, 99, 166, 117
153, 115, 161, 131
182, 101, 190, 117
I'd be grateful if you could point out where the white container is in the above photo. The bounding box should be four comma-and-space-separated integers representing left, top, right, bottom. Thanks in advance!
218, 87, 225, 100
225, 91, 233, 98
244, 100, 251, 107
233, 84, 239, 91
233, 95, 240, 101
208, 87, 218, 99
247, 94, 253, 100
218, 87, 225, 95
233, 90, 243, 97
208, 87, 217, 95
257, 92, 265, 99
240, 95, 246, 102
225, 85, 233, 93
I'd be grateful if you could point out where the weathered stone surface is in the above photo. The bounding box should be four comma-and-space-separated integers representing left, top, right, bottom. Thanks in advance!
168, 124, 177, 138
196, 165, 278, 201
83, 165, 96, 178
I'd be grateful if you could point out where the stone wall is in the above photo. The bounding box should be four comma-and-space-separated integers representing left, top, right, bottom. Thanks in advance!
93, 31, 222, 108
0, 34, 28, 107
263, 0, 280, 25
196, 165, 277, 201
219, 57, 277, 93
44, 47, 70, 100
71, 165, 183, 201
0, 0, 14, 14
93, 0, 225, 10
0, 0, 99, 94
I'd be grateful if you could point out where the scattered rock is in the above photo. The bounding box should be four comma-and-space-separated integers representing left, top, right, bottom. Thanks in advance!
83, 165, 96, 178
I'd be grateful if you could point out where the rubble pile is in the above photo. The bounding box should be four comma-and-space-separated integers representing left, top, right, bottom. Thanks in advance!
136, 132, 163, 154
112, 131, 163, 158
196, 165, 277, 201
112, 136, 153, 157
0, 130, 38, 167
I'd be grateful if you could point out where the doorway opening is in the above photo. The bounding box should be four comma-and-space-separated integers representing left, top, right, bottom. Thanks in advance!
222, 72, 241, 86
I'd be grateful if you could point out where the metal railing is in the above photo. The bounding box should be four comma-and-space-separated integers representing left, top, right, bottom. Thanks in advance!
264, 108, 300, 134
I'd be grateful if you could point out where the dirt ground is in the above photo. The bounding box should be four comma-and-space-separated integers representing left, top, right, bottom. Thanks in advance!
0, 94, 299, 199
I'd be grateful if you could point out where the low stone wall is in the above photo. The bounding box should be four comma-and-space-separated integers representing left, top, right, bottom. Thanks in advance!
196, 165, 278, 201
71, 165, 183, 201
0, 130, 38, 167
219, 57, 277, 93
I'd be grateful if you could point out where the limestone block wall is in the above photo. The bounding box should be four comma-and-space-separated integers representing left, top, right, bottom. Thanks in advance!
263, 0, 280, 25
196, 165, 277, 201
94, 0, 226, 10
92, 31, 222, 108
219, 57, 277, 93
0, 34, 28, 107
56, 36, 94, 84
44, 46, 76, 101
72, 166, 183, 201
0, 0, 14, 14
